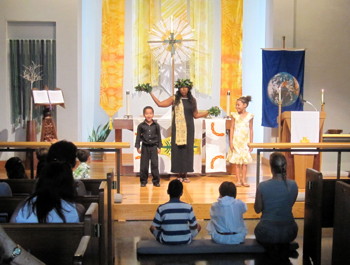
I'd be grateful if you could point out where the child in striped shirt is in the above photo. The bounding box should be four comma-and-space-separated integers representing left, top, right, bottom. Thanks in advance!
150, 179, 201, 244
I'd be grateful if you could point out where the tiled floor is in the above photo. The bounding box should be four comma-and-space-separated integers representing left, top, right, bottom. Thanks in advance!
114, 219, 333, 265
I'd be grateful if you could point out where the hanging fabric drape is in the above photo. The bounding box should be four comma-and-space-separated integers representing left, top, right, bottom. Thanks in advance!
9, 39, 56, 128
189, 0, 214, 95
220, 0, 243, 111
100, 0, 125, 127
132, 0, 160, 86
133, 0, 214, 94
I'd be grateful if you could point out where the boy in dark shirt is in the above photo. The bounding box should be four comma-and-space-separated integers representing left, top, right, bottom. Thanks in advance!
135, 106, 162, 187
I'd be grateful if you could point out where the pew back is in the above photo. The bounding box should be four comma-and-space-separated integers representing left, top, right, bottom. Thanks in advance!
2, 202, 99, 265
0, 179, 36, 195
76, 181, 107, 265
303, 169, 350, 265
0, 196, 26, 222
332, 181, 350, 265
81, 179, 104, 195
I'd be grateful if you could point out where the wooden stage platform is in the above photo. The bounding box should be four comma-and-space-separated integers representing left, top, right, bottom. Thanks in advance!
0, 153, 305, 221
112, 171, 305, 221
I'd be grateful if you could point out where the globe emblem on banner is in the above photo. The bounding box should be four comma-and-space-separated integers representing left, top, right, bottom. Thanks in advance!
267, 72, 300, 106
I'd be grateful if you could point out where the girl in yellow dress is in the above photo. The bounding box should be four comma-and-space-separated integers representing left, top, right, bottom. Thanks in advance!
227, 96, 254, 187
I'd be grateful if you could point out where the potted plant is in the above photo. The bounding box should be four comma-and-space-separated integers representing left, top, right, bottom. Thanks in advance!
88, 122, 111, 161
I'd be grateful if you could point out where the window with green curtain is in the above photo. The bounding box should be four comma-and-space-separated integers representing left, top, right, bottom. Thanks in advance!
9, 39, 56, 128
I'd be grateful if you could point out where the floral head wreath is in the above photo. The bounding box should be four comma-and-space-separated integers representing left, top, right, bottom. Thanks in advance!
174, 79, 193, 90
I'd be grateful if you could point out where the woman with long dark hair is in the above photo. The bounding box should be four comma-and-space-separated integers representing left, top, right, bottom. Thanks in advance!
150, 79, 208, 183
14, 161, 83, 223
254, 152, 298, 260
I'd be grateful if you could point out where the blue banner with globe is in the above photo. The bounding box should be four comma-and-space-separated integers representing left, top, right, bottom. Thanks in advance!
262, 50, 305, 127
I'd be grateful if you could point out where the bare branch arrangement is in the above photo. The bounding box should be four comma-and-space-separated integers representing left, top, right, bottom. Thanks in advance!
21, 61, 43, 85
21, 61, 43, 120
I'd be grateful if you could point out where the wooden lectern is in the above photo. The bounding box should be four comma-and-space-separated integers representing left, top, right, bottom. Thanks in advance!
280, 111, 326, 188
32, 88, 65, 142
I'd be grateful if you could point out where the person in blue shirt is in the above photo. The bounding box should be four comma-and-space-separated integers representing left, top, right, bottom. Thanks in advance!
254, 152, 298, 260
207, 181, 247, 244
13, 161, 84, 223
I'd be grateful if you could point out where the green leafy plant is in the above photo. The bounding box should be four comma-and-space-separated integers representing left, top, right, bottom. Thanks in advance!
208, 106, 221, 117
174, 79, 193, 89
88, 122, 111, 142
135, 83, 153, 93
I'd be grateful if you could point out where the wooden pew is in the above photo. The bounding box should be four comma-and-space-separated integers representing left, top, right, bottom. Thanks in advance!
73, 235, 94, 265
106, 172, 115, 265
0, 174, 114, 265
0, 178, 103, 196
76, 181, 107, 265
332, 181, 350, 265
2, 202, 100, 265
0, 179, 36, 195
77, 174, 114, 265
303, 169, 350, 265
0, 196, 26, 222
81, 178, 104, 195
79, 174, 114, 265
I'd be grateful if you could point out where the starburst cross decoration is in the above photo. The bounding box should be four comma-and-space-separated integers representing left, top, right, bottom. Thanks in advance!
148, 16, 196, 94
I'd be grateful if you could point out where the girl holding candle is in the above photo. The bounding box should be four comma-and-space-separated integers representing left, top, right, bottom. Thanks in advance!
227, 96, 254, 187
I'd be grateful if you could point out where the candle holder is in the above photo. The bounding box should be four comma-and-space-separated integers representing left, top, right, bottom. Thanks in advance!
321, 103, 325, 112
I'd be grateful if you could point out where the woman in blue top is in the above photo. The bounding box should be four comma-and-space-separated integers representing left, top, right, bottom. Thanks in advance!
254, 152, 298, 259
14, 161, 84, 223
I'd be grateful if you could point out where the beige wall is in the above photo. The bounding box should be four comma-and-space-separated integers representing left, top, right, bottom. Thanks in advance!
0, 0, 81, 149
264, 0, 350, 172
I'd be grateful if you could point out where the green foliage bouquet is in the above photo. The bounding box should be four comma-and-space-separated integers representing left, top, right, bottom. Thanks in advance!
135, 83, 153, 93
174, 79, 193, 90
208, 106, 221, 117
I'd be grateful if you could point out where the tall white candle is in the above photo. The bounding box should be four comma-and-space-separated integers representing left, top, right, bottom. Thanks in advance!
226, 91, 230, 116
126, 90, 130, 116
170, 16, 174, 33
278, 86, 282, 104
321, 89, 324, 104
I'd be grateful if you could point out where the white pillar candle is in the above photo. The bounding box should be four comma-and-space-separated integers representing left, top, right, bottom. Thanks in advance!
226, 91, 231, 116
170, 16, 174, 33
278, 86, 282, 104
321, 89, 324, 104
126, 90, 130, 116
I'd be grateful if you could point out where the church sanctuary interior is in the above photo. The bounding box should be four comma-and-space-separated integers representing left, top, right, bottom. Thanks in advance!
1, 0, 350, 264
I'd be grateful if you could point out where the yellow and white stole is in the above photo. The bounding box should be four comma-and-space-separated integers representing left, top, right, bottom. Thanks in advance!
174, 99, 187, 145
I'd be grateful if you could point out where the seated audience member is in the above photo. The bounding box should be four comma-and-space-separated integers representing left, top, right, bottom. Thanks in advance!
207, 181, 247, 244
35, 148, 48, 178
150, 179, 201, 244
13, 161, 84, 223
254, 152, 298, 257
47, 140, 87, 196
5, 157, 28, 179
0, 225, 44, 264
0, 182, 12, 197
73, 149, 91, 179
47, 140, 77, 168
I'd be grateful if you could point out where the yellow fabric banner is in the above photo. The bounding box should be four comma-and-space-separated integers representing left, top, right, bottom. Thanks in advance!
133, 0, 213, 94
100, 0, 125, 122
220, 0, 243, 111
189, 0, 213, 95
133, 0, 160, 86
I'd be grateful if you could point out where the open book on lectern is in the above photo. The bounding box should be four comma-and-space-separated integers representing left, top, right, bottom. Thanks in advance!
32, 89, 65, 108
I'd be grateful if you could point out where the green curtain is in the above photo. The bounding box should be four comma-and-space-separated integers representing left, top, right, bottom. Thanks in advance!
9, 40, 56, 128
